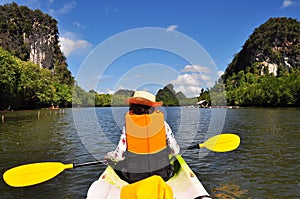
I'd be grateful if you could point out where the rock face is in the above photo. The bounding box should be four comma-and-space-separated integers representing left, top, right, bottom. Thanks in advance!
223, 17, 300, 80
28, 19, 57, 69
0, 2, 64, 70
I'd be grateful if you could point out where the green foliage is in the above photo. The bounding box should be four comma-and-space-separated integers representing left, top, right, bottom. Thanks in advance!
198, 84, 227, 106
175, 91, 198, 106
52, 83, 72, 107
104, 89, 132, 106
111, 94, 128, 106
114, 89, 134, 96
198, 88, 211, 104
0, 47, 21, 109
210, 83, 227, 106
225, 70, 300, 106
178, 97, 198, 106
0, 47, 73, 110
95, 94, 112, 107
72, 85, 199, 107
156, 84, 179, 106
18, 60, 50, 108
72, 86, 94, 107
54, 61, 74, 86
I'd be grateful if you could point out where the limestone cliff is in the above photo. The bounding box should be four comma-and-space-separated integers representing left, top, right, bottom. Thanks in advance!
0, 2, 65, 70
223, 17, 300, 80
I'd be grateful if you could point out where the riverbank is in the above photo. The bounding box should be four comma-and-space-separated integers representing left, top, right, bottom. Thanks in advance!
1, 108, 66, 123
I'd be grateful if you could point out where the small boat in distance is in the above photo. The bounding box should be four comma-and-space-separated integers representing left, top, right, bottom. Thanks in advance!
49, 105, 59, 110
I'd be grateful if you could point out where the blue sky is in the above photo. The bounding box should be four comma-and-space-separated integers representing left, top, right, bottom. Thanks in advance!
1, 0, 300, 97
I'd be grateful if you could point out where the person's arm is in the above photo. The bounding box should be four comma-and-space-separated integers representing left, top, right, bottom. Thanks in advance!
106, 127, 127, 162
165, 122, 180, 154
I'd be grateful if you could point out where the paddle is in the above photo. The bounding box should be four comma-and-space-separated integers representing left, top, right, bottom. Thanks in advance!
3, 160, 105, 188
185, 133, 240, 152
3, 133, 240, 187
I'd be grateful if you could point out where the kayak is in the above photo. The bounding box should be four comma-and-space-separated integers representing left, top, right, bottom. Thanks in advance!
86, 155, 211, 199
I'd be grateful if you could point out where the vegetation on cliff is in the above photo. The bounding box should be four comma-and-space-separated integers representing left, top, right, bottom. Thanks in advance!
198, 17, 300, 107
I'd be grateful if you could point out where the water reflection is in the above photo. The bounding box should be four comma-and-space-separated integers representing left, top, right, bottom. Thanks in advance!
212, 183, 248, 198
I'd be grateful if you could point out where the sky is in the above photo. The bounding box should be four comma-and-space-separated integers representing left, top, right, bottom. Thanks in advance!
1, 0, 300, 97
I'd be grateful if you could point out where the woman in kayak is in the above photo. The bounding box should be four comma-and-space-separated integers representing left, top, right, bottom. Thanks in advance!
105, 91, 180, 183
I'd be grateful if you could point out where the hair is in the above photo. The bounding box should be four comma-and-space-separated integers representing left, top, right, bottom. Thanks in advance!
129, 103, 155, 115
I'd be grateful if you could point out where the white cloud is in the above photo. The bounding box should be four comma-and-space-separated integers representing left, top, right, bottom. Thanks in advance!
166, 25, 178, 32
182, 64, 211, 73
107, 90, 115, 94
172, 73, 202, 86
176, 85, 202, 97
58, 1, 77, 14
74, 22, 85, 28
59, 36, 92, 57
171, 73, 211, 97
281, 0, 294, 8
170, 64, 218, 97
218, 70, 224, 77
97, 88, 115, 94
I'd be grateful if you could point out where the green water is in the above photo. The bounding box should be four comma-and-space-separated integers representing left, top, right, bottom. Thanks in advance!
0, 107, 299, 198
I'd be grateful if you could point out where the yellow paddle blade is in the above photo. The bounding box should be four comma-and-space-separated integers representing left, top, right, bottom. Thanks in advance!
3, 162, 73, 187
199, 134, 240, 152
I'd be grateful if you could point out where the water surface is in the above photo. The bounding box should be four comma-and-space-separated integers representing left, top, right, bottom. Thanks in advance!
0, 107, 299, 198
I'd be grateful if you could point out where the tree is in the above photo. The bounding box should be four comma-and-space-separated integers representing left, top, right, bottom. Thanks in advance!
0, 47, 21, 109
95, 94, 112, 107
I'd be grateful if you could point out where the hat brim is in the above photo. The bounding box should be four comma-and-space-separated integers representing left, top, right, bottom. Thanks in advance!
126, 97, 163, 107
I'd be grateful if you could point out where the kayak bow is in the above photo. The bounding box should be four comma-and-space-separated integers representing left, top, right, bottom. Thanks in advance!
86, 155, 211, 199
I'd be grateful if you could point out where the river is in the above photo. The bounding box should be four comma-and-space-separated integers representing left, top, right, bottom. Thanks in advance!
0, 107, 299, 198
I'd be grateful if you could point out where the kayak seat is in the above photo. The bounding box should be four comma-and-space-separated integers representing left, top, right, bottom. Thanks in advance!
112, 156, 180, 184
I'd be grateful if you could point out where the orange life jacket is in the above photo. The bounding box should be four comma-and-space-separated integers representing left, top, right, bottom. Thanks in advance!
125, 110, 167, 154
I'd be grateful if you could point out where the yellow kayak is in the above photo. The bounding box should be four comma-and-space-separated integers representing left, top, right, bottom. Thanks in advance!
86, 155, 211, 199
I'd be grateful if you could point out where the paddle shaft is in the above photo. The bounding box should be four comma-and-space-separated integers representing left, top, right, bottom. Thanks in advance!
74, 160, 106, 168
184, 144, 200, 150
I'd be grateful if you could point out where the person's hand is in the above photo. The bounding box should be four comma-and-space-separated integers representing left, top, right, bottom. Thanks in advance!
103, 155, 115, 166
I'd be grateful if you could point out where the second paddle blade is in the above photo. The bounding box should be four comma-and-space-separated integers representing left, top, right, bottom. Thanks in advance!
201, 134, 240, 152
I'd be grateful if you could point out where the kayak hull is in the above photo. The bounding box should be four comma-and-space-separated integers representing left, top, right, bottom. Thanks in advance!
86, 155, 210, 199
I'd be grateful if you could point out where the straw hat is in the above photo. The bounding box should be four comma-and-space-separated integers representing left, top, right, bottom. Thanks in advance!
126, 91, 163, 107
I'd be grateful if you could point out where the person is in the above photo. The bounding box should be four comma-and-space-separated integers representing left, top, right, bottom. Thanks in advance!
105, 91, 180, 183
